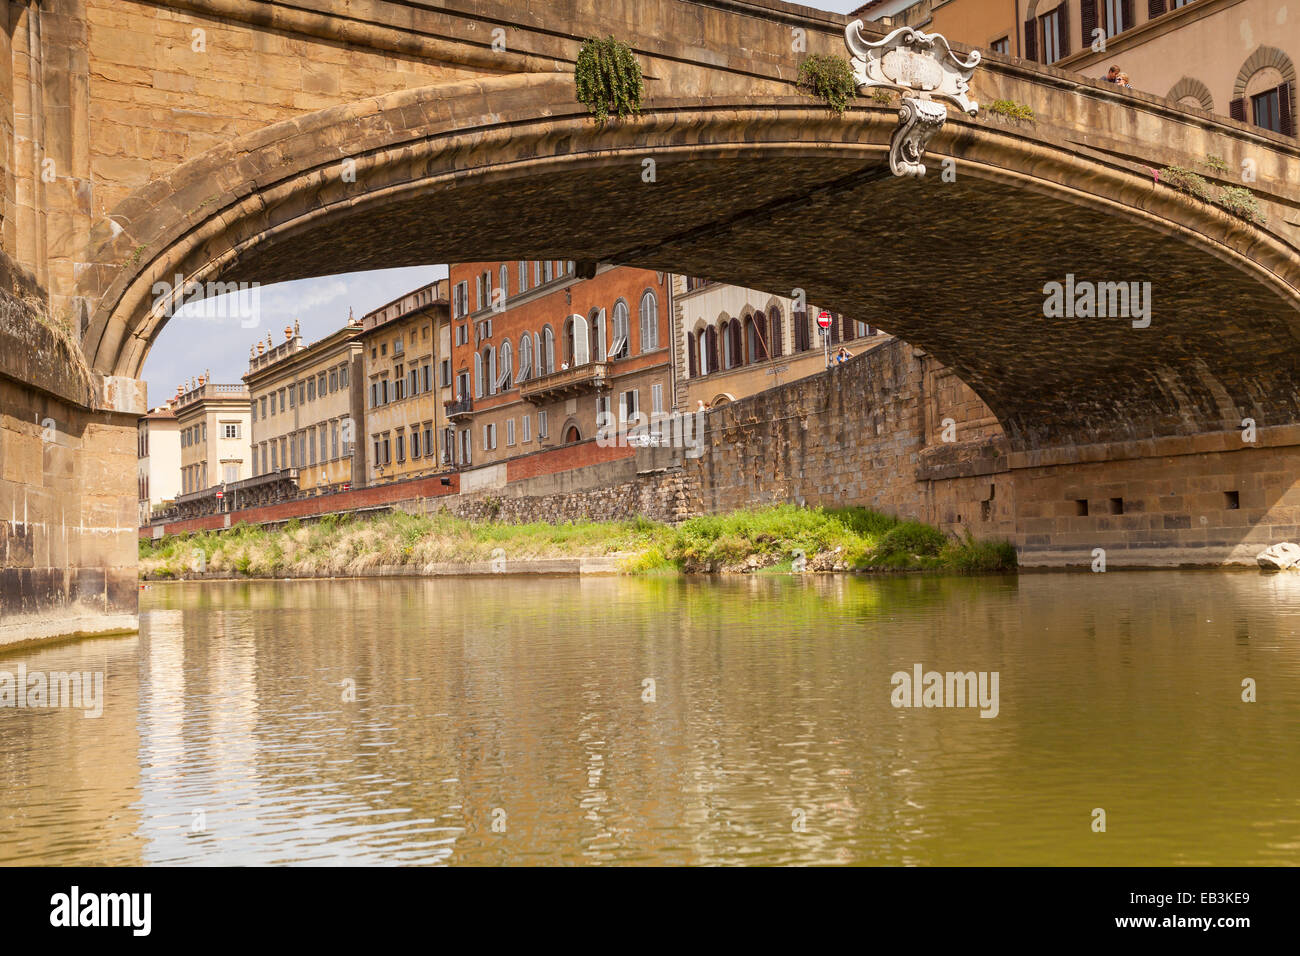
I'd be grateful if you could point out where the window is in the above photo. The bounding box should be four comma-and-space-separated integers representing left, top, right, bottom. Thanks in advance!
223, 423, 240, 439
639, 290, 659, 351
422, 363, 431, 393
499, 264, 509, 305
1103, 0, 1129, 39
331, 421, 339, 459
309, 429, 317, 466
319, 424, 328, 461
396, 431, 405, 463
795, 311, 810, 352
329, 370, 338, 392
223, 463, 239, 483
279, 388, 286, 412
423, 423, 433, 460
455, 323, 468, 346
596, 394, 611, 433
460, 428, 471, 465
651, 383, 664, 416
340, 364, 349, 388
393, 335, 403, 357
544, 260, 553, 283
262, 445, 268, 474
482, 423, 497, 450
497, 340, 513, 391
518, 260, 528, 293
307, 378, 315, 402
990, 36, 1009, 55
260, 396, 267, 418
411, 427, 421, 459
1039, 7, 1065, 64
452, 280, 469, 318
382, 435, 391, 465
534, 261, 542, 286
541, 327, 555, 375
609, 300, 630, 359
408, 367, 418, 397
1252, 87, 1283, 132
319, 373, 327, 396
506, 418, 516, 446
538, 410, 548, 438
518, 334, 533, 380
298, 382, 305, 405
440, 359, 451, 387
522, 414, 531, 443
620, 388, 639, 424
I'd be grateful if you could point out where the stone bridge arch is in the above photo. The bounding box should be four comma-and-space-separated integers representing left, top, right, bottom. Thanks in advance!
79, 67, 1300, 454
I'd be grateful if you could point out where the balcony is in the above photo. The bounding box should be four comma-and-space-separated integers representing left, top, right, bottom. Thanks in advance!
444, 396, 473, 421
519, 362, 609, 402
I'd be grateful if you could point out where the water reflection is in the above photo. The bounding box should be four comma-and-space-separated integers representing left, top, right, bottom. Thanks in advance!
0, 571, 1297, 865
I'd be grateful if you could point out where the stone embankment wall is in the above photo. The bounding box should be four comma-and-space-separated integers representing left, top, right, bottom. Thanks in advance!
1, 280, 141, 646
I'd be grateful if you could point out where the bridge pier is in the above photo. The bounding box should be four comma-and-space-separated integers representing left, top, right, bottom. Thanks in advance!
0, 287, 141, 648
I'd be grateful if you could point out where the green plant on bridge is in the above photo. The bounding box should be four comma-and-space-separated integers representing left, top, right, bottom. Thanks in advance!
985, 99, 1035, 122
1217, 185, 1265, 224
1161, 165, 1266, 224
574, 35, 644, 124
1203, 154, 1229, 173
797, 54, 857, 115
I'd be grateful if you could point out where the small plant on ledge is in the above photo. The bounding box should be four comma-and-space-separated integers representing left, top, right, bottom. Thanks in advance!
796, 53, 857, 115
574, 35, 644, 125
1161, 165, 1266, 224
985, 99, 1035, 122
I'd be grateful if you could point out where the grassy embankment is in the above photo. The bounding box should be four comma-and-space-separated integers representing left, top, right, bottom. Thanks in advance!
138, 505, 1017, 579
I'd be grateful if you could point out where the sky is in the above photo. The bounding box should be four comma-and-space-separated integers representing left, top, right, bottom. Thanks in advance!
141, 0, 867, 405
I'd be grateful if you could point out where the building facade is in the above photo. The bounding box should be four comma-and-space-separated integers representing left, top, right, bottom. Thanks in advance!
136, 405, 180, 525
173, 375, 252, 497
860, 0, 1295, 137
671, 276, 885, 410
445, 260, 674, 467
359, 279, 451, 484
245, 318, 364, 493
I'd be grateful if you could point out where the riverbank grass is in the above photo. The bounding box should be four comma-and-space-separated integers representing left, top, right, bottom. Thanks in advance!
139, 505, 1017, 578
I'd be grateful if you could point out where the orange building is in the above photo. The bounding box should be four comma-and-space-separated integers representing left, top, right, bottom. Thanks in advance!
445, 261, 673, 466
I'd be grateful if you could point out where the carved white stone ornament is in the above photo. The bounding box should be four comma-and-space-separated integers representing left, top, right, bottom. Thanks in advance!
844, 23, 982, 178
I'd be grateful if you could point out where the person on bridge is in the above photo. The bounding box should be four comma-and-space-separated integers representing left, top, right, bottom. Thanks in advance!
1104, 65, 1121, 84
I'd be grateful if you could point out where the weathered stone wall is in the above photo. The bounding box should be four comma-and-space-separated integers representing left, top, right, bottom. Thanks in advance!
431, 466, 700, 526
0, 288, 138, 646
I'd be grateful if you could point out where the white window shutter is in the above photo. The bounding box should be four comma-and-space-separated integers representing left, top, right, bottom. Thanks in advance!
571, 314, 589, 365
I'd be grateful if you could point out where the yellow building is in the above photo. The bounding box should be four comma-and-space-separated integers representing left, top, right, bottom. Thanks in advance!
359, 279, 452, 484
244, 318, 364, 492
174, 374, 251, 497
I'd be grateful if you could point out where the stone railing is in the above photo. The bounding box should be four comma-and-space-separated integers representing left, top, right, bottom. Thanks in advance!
519, 361, 609, 402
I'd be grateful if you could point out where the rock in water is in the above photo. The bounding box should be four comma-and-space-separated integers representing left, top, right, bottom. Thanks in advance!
1256, 542, 1300, 571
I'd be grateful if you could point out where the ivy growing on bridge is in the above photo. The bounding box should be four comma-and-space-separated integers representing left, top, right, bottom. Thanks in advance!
574, 35, 644, 124
796, 54, 857, 115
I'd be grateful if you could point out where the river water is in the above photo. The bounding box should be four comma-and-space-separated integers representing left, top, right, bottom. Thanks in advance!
1, 572, 1297, 865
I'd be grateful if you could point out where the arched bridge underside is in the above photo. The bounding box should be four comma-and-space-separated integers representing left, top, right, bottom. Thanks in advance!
77, 19, 1300, 455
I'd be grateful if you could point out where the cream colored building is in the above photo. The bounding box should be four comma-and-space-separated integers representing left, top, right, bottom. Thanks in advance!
671, 276, 886, 409
360, 279, 450, 484
136, 405, 180, 525
174, 375, 252, 496
245, 319, 364, 492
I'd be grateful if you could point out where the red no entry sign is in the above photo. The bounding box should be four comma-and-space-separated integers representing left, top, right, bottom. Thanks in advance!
817, 311, 832, 329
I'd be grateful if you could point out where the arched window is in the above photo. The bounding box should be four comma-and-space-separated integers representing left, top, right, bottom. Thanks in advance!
1230, 47, 1296, 135
609, 300, 630, 359
541, 326, 556, 375
639, 290, 659, 351
794, 310, 810, 352
473, 352, 484, 399
687, 326, 699, 377
518, 260, 528, 293
722, 318, 743, 369
564, 313, 589, 366
518, 334, 533, 380
564, 424, 581, 444
482, 346, 496, 395
769, 306, 783, 358
497, 339, 513, 391
704, 326, 719, 374
591, 308, 606, 362
745, 312, 768, 363
499, 264, 509, 306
